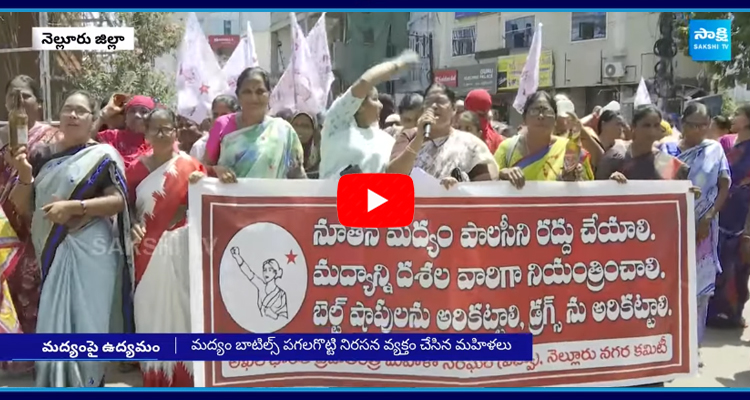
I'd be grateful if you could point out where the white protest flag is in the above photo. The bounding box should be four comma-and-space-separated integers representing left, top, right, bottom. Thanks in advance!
223, 21, 259, 95
635, 78, 652, 107
176, 12, 229, 124
306, 13, 335, 109
512, 23, 543, 114
269, 13, 323, 116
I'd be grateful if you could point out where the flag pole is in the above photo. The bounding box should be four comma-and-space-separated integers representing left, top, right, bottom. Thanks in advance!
292, 13, 298, 110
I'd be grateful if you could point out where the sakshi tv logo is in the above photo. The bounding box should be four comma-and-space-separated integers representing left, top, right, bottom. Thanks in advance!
689, 19, 731, 62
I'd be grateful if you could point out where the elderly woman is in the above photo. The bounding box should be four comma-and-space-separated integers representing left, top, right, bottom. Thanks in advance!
290, 112, 322, 179
660, 103, 730, 355
127, 108, 204, 387
7, 90, 130, 387
204, 67, 306, 181
319, 50, 420, 179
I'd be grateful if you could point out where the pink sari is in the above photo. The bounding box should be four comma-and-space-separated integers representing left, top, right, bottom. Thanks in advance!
0, 122, 58, 372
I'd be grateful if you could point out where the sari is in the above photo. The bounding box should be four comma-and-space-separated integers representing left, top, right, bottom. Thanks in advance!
31, 143, 132, 387
390, 129, 498, 180
595, 141, 688, 181
660, 140, 730, 342
215, 115, 305, 179
719, 134, 737, 154
494, 135, 594, 181
127, 152, 203, 387
97, 128, 152, 169
0, 123, 58, 373
709, 137, 750, 328
0, 208, 23, 334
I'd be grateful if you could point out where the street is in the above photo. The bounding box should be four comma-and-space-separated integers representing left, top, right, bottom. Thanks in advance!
1, 321, 749, 388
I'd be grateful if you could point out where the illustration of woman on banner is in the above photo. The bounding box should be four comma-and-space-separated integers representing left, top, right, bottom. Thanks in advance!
230, 247, 288, 320
127, 108, 204, 387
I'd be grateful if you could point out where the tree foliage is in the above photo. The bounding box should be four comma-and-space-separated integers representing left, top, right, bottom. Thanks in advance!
722, 91, 737, 116
66, 12, 182, 105
676, 12, 750, 88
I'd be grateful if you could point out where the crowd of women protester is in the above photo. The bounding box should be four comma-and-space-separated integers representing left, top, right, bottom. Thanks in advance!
0, 48, 750, 388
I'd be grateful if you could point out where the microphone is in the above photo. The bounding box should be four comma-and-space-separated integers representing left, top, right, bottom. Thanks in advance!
423, 104, 436, 140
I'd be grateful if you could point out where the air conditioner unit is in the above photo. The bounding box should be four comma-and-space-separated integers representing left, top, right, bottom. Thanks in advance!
603, 62, 625, 79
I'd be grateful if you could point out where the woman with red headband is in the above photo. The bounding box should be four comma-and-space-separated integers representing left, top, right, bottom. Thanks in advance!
93, 95, 156, 168
464, 89, 503, 154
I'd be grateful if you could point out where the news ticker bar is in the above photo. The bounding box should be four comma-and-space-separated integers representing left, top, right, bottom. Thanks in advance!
3, 333, 532, 361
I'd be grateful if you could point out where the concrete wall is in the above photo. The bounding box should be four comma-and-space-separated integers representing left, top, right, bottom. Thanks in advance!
433, 12, 503, 69
433, 11, 705, 88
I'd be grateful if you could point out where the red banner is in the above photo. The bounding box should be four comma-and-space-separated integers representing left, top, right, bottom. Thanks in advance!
189, 180, 697, 387
433, 69, 458, 87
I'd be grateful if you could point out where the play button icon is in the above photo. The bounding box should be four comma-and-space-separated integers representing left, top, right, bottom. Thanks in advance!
367, 189, 388, 212
336, 173, 415, 228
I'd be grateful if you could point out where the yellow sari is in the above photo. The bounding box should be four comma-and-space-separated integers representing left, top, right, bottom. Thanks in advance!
494, 135, 594, 181
0, 208, 22, 334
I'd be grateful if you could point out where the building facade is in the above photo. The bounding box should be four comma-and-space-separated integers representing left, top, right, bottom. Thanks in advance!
432, 12, 706, 125
156, 12, 274, 86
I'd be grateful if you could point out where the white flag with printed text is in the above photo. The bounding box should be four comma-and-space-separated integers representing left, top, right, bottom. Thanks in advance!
269, 13, 323, 116
306, 13, 335, 109
513, 23, 543, 114
176, 12, 229, 124
223, 21, 259, 95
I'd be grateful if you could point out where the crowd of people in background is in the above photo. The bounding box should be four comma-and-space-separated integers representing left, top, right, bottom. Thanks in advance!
0, 47, 749, 389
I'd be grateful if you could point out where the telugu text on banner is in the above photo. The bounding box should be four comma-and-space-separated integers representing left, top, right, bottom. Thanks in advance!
188, 179, 697, 387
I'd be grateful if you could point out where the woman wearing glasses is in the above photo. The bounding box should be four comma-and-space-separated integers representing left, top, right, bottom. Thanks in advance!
659, 103, 730, 358
493, 91, 594, 188
5, 91, 131, 387
126, 108, 205, 387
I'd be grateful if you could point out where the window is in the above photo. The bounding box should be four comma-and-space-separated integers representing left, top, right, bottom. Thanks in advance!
452, 26, 476, 57
223, 20, 232, 35
504, 16, 534, 50
571, 12, 607, 42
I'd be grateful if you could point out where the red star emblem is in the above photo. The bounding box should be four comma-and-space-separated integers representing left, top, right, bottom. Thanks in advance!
199, 84, 209, 94
285, 250, 297, 264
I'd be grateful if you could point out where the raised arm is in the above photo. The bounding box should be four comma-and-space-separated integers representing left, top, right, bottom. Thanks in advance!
323, 50, 421, 138
352, 50, 420, 99
230, 247, 260, 287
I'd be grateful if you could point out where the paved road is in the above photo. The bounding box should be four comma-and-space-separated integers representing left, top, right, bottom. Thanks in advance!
1, 323, 749, 388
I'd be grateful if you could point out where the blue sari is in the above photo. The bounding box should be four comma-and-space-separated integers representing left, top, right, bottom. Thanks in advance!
709, 137, 750, 328
661, 140, 730, 343
30, 143, 133, 387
